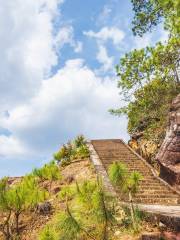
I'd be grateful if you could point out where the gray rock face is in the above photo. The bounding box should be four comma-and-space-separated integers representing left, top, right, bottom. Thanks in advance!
156, 94, 180, 186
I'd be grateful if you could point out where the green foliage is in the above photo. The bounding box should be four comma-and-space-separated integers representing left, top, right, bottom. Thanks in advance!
9, 175, 47, 211
108, 162, 143, 195
108, 162, 143, 231
0, 177, 10, 211
111, 0, 180, 151
33, 161, 61, 182
40, 179, 118, 240
53, 135, 90, 166
111, 37, 180, 144
39, 226, 58, 240
131, 0, 180, 36
74, 144, 90, 159
57, 209, 82, 240
108, 162, 128, 190
114, 38, 180, 100
128, 171, 143, 194
74, 135, 87, 148
59, 185, 76, 201
0, 177, 12, 239
0, 175, 47, 237
122, 206, 146, 229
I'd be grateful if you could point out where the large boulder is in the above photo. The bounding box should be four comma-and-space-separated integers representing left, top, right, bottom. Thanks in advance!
156, 94, 180, 186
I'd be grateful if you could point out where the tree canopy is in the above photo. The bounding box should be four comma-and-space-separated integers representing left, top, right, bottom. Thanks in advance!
111, 0, 180, 146
131, 0, 180, 36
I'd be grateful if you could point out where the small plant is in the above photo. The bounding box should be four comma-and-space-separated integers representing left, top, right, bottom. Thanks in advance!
57, 179, 117, 240
122, 206, 146, 230
39, 226, 58, 240
59, 185, 75, 201
75, 144, 90, 159
9, 175, 47, 235
0, 175, 48, 238
0, 177, 12, 239
108, 162, 143, 231
53, 135, 89, 166
33, 161, 61, 190
74, 135, 87, 148
54, 144, 72, 166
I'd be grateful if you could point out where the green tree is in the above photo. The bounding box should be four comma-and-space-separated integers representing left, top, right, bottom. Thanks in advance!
9, 175, 47, 235
108, 162, 143, 230
54, 144, 73, 166
55, 180, 116, 240
111, 1, 180, 153
33, 161, 61, 191
39, 226, 58, 240
74, 135, 87, 148
53, 136, 90, 166
131, 0, 180, 36
0, 176, 47, 237
0, 177, 12, 239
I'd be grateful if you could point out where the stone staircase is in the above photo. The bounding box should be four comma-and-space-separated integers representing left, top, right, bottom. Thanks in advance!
91, 139, 180, 205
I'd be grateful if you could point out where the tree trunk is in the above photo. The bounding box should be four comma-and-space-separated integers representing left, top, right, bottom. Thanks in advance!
0, 211, 12, 240
6, 211, 12, 240
129, 191, 136, 230
15, 212, 20, 235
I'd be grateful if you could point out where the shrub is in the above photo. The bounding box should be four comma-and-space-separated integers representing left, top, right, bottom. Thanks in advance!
39, 226, 58, 240
108, 162, 143, 231
53, 135, 89, 167
0, 177, 12, 239
53, 144, 72, 166
57, 180, 116, 240
9, 175, 47, 234
59, 185, 76, 201
33, 161, 61, 189
74, 135, 87, 148
0, 175, 48, 237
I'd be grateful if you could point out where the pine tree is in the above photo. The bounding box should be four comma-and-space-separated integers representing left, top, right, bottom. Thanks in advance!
108, 162, 143, 230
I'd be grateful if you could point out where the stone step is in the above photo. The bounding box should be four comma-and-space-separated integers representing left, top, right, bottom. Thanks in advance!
134, 198, 178, 204
134, 193, 178, 198
91, 139, 180, 206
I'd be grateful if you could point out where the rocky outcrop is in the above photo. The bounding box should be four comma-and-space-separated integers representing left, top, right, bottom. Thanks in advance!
128, 137, 158, 165
156, 94, 180, 186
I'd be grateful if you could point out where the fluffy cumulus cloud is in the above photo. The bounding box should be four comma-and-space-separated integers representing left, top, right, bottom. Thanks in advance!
0, 59, 128, 161
0, 0, 83, 111
0, 0, 62, 110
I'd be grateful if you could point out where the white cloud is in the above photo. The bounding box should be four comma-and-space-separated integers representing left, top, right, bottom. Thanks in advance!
0, 59, 128, 159
0, 1, 129, 175
0, 1, 61, 112
0, 135, 28, 158
96, 45, 114, 71
0, 0, 67, 111
55, 26, 83, 53
84, 27, 125, 46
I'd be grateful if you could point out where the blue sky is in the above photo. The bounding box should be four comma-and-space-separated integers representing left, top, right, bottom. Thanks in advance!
0, 0, 167, 177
